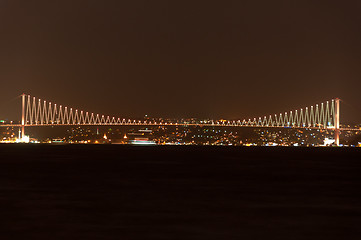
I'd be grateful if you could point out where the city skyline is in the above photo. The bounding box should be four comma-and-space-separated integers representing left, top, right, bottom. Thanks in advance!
2, 93, 359, 146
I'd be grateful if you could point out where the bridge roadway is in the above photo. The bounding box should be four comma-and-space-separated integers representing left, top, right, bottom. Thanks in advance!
0, 123, 359, 132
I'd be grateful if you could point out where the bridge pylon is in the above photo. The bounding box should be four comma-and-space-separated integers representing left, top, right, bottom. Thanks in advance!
21, 93, 25, 139
335, 98, 340, 146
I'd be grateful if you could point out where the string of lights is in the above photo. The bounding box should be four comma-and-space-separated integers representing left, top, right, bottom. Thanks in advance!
23, 94, 337, 129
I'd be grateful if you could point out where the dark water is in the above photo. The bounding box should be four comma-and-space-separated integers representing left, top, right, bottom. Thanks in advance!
0, 145, 360, 240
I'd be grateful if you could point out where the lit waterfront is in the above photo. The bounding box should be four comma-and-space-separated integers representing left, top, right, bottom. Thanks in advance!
1, 120, 361, 147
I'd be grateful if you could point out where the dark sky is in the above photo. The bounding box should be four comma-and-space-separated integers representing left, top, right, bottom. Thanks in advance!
1, 0, 361, 123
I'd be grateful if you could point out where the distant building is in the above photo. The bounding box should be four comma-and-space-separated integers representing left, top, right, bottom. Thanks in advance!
323, 138, 335, 146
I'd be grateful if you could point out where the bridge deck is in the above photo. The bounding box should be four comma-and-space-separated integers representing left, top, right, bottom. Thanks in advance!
0, 124, 359, 131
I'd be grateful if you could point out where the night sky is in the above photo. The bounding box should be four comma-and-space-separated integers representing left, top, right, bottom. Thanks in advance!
1, 0, 360, 123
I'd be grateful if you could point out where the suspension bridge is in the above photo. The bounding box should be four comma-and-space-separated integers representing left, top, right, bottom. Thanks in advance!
1, 94, 358, 146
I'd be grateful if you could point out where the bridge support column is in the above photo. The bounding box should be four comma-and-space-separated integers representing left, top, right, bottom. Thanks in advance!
21, 93, 25, 140
335, 98, 340, 146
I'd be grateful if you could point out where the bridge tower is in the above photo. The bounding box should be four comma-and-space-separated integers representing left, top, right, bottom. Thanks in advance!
21, 93, 25, 139
335, 98, 340, 146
